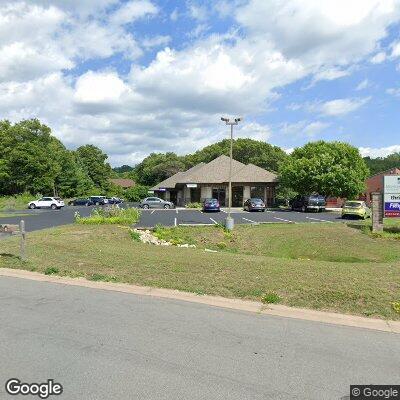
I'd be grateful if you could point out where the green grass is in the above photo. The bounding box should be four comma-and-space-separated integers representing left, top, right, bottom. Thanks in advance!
75, 206, 140, 225
0, 212, 31, 218
1, 223, 399, 320
0, 193, 33, 211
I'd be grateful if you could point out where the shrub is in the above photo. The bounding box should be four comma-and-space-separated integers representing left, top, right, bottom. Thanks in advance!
186, 202, 202, 209
44, 267, 59, 275
392, 301, 400, 314
261, 292, 281, 304
129, 230, 141, 242
125, 185, 150, 202
217, 242, 227, 249
75, 206, 140, 225
0, 193, 38, 211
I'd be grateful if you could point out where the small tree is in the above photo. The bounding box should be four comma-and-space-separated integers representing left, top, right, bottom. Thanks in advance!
125, 185, 150, 202
279, 141, 369, 198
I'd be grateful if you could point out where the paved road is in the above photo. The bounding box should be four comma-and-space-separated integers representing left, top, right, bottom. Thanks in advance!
0, 206, 345, 234
136, 208, 344, 228
0, 276, 398, 400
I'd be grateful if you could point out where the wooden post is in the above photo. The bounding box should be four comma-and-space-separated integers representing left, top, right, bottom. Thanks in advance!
371, 192, 383, 232
19, 220, 26, 261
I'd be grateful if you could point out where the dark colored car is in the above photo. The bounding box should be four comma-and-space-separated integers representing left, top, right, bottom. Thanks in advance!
139, 197, 174, 209
107, 197, 123, 205
291, 195, 326, 212
202, 198, 220, 212
68, 198, 93, 206
89, 196, 109, 206
243, 198, 265, 212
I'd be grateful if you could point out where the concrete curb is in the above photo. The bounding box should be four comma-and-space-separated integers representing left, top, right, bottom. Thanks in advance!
1, 267, 399, 334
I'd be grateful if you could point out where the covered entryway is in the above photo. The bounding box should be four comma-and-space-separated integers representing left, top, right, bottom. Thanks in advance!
232, 186, 244, 207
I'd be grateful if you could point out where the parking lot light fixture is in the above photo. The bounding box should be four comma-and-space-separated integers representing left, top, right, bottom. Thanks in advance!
221, 116, 242, 230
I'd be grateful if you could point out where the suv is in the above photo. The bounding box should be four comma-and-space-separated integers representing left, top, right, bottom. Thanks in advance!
89, 196, 109, 206
291, 195, 326, 212
28, 197, 65, 210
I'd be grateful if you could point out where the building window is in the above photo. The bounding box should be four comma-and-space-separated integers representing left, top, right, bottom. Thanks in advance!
250, 186, 264, 200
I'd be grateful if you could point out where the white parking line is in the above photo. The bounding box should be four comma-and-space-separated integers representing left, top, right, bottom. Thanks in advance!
220, 209, 226, 213
179, 223, 214, 226
242, 217, 257, 224
174, 217, 177, 227
306, 216, 333, 223
273, 216, 295, 223
176, 209, 179, 214
151, 210, 156, 214
209, 217, 218, 224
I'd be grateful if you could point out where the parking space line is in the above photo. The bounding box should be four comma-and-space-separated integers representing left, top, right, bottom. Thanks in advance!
273, 216, 295, 223
174, 217, 177, 227
306, 216, 333, 223
220, 209, 226, 213
179, 223, 214, 226
176, 209, 178, 214
151, 210, 156, 214
242, 217, 257, 224
209, 217, 218, 225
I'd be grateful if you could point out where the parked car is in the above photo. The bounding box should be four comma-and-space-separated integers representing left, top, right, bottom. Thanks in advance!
107, 197, 123, 205
202, 198, 220, 212
28, 197, 64, 210
139, 197, 174, 209
68, 198, 93, 206
89, 196, 109, 206
291, 195, 326, 212
243, 198, 265, 212
342, 200, 371, 219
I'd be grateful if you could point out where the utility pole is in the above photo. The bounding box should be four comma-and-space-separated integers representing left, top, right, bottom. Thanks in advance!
221, 116, 242, 230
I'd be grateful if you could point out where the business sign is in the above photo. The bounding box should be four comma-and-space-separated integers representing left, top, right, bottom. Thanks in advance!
186, 184, 197, 188
384, 176, 400, 217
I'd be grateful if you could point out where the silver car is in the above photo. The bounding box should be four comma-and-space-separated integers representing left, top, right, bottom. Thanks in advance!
139, 197, 174, 209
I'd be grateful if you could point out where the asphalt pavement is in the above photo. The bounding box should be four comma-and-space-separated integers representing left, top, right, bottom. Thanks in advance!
0, 276, 398, 400
0, 205, 344, 235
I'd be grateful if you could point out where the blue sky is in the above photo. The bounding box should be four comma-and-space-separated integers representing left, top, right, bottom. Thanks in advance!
1, 0, 400, 165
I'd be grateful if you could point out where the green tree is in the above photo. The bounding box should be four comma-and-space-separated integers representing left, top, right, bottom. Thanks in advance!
124, 185, 150, 202
279, 141, 369, 198
75, 145, 113, 191
134, 153, 185, 186
185, 138, 287, 172
364, 153, 400, 175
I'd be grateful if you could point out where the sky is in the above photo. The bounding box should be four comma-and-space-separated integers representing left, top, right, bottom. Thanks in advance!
1, 0, 400, 166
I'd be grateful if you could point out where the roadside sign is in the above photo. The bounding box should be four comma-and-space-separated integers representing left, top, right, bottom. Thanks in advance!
384, 176, 400, 217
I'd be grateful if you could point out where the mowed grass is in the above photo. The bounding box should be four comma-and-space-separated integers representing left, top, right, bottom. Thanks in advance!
1, 223, 399, 319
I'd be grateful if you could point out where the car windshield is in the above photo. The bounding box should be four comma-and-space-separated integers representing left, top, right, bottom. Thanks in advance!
251, 198, 263, 203
345, 201, 362, 207
205, 199, 218, 203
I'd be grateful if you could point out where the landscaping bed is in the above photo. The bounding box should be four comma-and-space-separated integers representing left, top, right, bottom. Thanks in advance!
0, 222, 399, 320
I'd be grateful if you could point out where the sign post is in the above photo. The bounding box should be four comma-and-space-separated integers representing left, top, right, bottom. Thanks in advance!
371, 192, 383, 232
384, 176, 400, 218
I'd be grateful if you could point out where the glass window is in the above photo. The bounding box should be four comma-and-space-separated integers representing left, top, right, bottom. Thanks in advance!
250, 186, 264, 200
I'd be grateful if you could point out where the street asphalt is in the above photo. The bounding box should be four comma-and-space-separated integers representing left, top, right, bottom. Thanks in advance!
0, 276, 399, 400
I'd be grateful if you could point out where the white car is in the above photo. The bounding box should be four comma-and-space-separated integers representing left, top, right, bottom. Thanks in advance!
28, 197, 65, 210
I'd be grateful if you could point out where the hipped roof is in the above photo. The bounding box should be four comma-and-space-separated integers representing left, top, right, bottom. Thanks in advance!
151, 155, 277, 190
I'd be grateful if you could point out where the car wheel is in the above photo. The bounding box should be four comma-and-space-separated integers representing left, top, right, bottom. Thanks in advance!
29, 203, 36, 209
143, 204, 149, 209
262, 209, 265, 212
301, 205, 307, 212
164, 204, 171, 209
95, 202, 100, 206
51, 204, 57, 210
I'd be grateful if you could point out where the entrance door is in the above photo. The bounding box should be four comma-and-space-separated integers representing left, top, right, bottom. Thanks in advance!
190, 188, 201, 203
232, 186, 244, 207
212, 188, 226, 206
169, 190, 177, 206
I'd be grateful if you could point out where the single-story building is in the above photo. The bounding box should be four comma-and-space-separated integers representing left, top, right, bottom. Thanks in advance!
109, 178, 135, 189
150, 155, 278, 207
363, 167, 400, 204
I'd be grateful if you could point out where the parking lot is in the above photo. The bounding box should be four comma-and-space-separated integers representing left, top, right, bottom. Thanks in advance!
0, 205, 344, 236
136, 207, 343, 228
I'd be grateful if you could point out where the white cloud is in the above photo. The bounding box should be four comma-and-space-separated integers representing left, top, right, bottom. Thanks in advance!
391, 40, 400, 58
386, 87, 400, 97
187, 1, 208, 21
370, 51, 387, 64
359, 145, 400, 158
316, 97, 370, 116
237, 122, 272, 141
1, 0, 400, 165
281, 120, 330, 137
356, 79, 370, 91
110, 0, 158, 25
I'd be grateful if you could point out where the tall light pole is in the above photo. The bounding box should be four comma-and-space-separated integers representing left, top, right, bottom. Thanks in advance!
221, 116, 242, 231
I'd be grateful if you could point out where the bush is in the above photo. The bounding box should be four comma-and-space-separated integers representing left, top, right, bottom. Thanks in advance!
153, 225, 195, 245
75, 206, 141, 225
125, 185, 150, 202
0, 193, 37, 211
392, 301, 400, 314
261, 292, 281, 304
186, 202, 202, 209
44, 267, 59, 275
129, 230, 141, 242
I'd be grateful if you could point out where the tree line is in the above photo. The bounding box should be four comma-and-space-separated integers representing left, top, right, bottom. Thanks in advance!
1, 118, 398, 201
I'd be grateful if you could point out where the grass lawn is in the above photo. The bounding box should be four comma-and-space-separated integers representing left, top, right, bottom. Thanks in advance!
0, 212, 31, 218
1, 222, 399, 320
